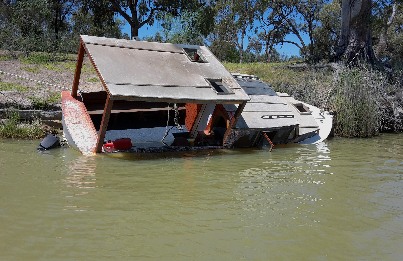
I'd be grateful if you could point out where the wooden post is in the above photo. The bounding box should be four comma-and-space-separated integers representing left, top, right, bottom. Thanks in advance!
222, 101, 247, 147
71, 40, 85, 98
95, 95, 114, 153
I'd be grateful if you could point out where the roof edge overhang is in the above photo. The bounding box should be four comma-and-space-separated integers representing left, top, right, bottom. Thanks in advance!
75, 35, 250, 105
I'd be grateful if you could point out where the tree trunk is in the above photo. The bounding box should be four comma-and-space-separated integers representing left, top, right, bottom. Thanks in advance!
336, 0, 376, 64
131, 26, 139, 39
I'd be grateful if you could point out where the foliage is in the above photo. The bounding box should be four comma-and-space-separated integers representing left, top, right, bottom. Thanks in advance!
373, 1, 403, 68
0, 111, 44, 139
150, 8, 214, 45
211, 0, 259, 63
20, 52, 71, 64
0, 0, 400, 66
72, 0, 123, 39
331, 67, 384, 137
0, 0, 123, 54
110, 0, 211, 39
30, 92, 61, 110
311, 1, 341, 62
0, 81, 29, 92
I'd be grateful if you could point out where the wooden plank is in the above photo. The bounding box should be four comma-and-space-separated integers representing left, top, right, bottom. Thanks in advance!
95, 95, 114, 153
71, 40, 85, 97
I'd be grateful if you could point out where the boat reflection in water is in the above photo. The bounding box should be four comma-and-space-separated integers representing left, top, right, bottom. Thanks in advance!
235, 142, 332, 228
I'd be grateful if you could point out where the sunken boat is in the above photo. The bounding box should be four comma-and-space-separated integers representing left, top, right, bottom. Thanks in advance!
62, 35, 332, 155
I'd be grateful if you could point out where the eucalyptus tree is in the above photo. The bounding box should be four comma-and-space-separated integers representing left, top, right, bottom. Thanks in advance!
109, 0, 208, 39
212, 0, 259, 63
257, 0, 324, 61
256, 2, 289, 62
157, 7, 215, 45
336, 0, 376, 64
384, 3, 403, 66
311, 0, 341, 61
73, 0, 122, 39
0, 0, 52, 53
48, 0, 77, 41
372, 0, 402, 65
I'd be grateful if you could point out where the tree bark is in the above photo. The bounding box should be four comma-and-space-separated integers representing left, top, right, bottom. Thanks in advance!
336, 0, 376, 64
375, 3, 397, 57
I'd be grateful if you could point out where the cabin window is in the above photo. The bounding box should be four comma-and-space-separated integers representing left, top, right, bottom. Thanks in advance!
293, 103, 311, 114
206, 79, 234, 95
183, 48, 207, 63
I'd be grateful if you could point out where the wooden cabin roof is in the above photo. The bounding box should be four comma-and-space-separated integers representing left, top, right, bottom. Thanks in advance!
80, 35, 250, 104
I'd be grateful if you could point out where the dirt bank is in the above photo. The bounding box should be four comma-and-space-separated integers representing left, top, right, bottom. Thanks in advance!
0, 55, 102, 110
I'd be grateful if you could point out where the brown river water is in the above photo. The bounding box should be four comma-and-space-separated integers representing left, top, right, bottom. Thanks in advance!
0, 134, 402, 260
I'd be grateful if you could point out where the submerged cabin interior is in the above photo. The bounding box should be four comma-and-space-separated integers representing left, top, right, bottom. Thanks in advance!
62, 35, 250, 154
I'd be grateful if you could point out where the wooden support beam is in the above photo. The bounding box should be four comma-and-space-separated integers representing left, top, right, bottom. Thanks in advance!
223, 102, 247, 147
71, 40, 85, 98
95, 96, 114, 153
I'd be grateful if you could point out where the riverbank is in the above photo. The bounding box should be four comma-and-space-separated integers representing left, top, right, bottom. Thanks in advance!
0, 51, 402, 139
0, 52, 102, 138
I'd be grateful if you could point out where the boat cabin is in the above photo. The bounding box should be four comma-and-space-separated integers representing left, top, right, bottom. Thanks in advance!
62, 35, 250, 154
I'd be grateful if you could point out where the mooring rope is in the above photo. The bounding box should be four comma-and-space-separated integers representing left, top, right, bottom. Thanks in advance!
0, 69, 64, 89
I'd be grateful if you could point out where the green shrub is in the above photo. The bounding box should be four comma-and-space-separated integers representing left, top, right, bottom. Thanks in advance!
20, 52, 73, 65
0, 111, 44, 139
30, 92, 60, 110
87, 77, 100, 83
331, 67, 382, 137
21, 66, 41, 73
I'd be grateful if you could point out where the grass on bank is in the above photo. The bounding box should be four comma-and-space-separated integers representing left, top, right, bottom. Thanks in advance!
19, 52, 95, 74
0, 111, 44, 139
0, 81, 29, 92
29, 91, 61, 110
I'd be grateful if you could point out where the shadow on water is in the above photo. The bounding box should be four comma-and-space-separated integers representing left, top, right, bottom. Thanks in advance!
100, 147, 266, 161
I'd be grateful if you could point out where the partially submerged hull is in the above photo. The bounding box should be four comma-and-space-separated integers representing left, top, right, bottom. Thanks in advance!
219, 75, 333, 148
61, 77, 333, 154
61, 35, 332, 155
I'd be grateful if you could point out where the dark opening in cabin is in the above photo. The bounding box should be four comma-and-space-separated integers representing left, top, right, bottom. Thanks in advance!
207, 79, 234, 95
294, 103, 310, 113
183, 48, 207, 63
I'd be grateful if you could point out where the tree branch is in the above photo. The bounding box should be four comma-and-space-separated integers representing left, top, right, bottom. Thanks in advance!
279, 40, 302, 50
387, 3, 397, 26
110, 0, 134, 26
139, 6, 162, 27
